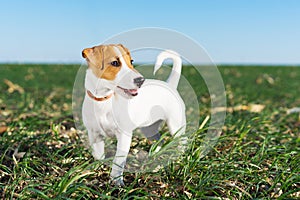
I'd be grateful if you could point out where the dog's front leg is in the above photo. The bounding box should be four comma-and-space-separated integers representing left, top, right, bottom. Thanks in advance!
110, 132, 132, 186
87, 129, 105, 160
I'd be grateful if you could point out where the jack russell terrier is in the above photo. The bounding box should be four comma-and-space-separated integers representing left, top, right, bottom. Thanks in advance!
82, 44, 186, 186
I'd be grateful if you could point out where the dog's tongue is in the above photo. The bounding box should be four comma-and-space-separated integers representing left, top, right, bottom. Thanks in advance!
128, 89, 138, 95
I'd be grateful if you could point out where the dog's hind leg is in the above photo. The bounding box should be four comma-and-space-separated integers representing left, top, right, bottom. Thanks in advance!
166, 109, 187, 151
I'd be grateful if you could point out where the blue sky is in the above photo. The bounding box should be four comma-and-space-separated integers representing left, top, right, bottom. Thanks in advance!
0, 0, 299, 64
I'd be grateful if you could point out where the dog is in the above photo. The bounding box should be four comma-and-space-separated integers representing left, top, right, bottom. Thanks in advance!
82, 44, 186, 186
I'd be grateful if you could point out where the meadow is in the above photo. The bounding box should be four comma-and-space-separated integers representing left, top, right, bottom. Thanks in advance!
0, 64, 299, 199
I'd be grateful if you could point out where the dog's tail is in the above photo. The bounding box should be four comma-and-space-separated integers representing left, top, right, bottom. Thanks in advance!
153, 50, 182, 89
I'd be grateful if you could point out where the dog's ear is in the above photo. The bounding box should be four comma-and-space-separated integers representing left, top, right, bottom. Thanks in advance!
82, 45, 106, 69
82, 48, 93, 59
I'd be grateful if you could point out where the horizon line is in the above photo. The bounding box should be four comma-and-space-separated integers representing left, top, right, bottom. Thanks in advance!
0, 62, 300, 67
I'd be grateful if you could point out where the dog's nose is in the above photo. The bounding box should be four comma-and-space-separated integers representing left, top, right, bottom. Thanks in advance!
134, 76, 145, 88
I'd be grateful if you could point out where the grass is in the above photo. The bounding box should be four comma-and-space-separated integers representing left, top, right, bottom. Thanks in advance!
0, 64, 299, 199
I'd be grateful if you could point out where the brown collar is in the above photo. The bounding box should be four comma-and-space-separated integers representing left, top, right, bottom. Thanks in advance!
86, 90, 113, 101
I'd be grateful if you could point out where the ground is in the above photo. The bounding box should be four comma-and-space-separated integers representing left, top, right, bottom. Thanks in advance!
0, 64, 299, 199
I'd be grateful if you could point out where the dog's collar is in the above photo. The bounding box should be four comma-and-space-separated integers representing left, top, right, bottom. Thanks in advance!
86, 90, 113, 101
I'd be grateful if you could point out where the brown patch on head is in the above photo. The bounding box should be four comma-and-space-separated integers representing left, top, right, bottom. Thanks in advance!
82, 44, 125, 80
82, 44, 136, 80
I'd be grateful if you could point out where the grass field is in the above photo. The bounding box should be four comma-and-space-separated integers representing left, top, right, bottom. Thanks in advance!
0, 64, 299, 199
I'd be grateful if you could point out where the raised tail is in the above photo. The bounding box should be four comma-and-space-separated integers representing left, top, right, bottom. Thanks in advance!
153, 50, 182, 89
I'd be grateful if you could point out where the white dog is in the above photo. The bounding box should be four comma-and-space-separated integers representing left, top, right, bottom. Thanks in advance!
82, 44, 186, 186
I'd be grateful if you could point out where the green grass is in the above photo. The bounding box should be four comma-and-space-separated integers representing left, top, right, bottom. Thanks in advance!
0, 64, 299, 199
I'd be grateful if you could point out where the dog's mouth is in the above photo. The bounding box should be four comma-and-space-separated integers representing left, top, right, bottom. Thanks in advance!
117, 86, 138, 97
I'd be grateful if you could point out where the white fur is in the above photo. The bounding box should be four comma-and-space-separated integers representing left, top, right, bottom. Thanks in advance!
82, 49, 186, 186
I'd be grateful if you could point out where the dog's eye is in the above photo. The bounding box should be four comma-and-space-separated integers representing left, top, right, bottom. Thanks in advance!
111, 60, 120, 67
131, 59, 134, 64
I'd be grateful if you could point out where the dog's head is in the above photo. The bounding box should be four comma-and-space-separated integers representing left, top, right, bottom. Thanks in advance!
82, 44, 144, 99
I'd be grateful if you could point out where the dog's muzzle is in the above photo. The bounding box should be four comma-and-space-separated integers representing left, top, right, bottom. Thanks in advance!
134, 77, 145, 88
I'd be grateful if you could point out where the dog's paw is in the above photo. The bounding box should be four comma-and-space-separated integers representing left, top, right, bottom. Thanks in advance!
110, 177, 125, 187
